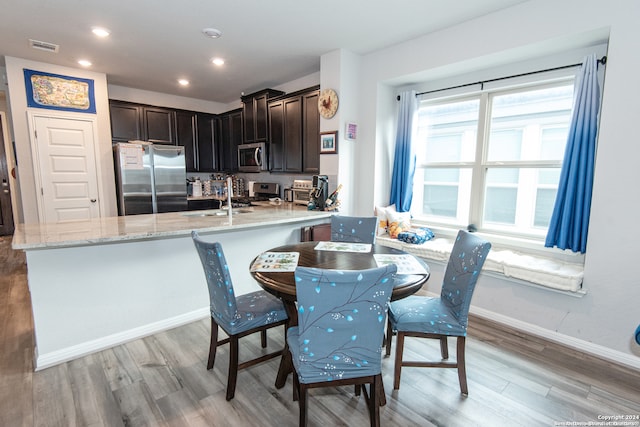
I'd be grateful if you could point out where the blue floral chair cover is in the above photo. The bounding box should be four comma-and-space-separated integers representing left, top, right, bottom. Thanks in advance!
330, 215, 378, 244
386, 229, 491, 395
287, 264, 397, 426
192, 231, 288, 400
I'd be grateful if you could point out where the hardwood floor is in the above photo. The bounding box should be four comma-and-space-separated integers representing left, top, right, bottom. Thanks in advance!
1, 235, 639, 426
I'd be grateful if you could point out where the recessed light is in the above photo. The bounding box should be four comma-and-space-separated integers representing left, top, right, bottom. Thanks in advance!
178, 79, 190, 86
78, 59, 92, 67
202, 28, 222, 39
211, 57, 225, 66
92, 27, 110, 38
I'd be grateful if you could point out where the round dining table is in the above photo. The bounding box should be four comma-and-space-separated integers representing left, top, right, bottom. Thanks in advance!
250, 241, 430, 390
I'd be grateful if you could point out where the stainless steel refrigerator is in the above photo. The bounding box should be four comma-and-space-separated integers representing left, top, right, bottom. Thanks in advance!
113, 142, 187, 215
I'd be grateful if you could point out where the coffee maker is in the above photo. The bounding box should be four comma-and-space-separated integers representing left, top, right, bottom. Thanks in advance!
310, 175, 328, 210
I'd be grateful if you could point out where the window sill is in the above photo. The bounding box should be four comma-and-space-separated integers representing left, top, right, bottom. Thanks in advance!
376, 234, 585, 294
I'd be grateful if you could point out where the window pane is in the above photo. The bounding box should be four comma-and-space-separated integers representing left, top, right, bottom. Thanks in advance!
487, 85, 573, 162
535, 188, 557, 227
483, 167, 561, 231
423, 185, 458, 217
484, 187, 517, 223
487, 129, 523, 161
413, 167, 471, 223
416, 99, 479, 163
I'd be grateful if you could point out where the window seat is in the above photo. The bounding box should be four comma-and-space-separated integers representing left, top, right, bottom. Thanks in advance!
376, 235, 584, 292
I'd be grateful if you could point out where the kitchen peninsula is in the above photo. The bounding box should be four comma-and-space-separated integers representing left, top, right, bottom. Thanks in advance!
12, 204, 331, 370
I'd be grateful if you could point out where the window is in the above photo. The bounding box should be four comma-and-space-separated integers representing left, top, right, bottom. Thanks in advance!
412, 80, 575, 240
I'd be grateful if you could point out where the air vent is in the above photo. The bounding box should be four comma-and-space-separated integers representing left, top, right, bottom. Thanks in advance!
29, 39, 59, 53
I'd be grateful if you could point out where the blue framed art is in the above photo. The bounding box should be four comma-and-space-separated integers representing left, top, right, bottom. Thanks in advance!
23, 69, 96, 114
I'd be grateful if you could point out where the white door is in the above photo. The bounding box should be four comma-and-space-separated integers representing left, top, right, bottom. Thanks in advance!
32, 115, 101, 223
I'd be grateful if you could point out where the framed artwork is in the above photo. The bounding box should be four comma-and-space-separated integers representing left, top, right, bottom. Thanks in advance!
345, 122, 357, 140
23, 68, 96, 114
320, 130, 338, 154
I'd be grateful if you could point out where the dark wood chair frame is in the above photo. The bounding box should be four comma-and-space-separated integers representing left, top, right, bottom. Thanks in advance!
208, 316, 288, 400
386, 325, 468, 395
292, 370, 384, 427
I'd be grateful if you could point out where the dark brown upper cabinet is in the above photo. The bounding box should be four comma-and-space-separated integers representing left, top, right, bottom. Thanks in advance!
218, 108, 243, 172
241, 89, 284, 144
109, 100, 176, 145
267, 86, 320, 173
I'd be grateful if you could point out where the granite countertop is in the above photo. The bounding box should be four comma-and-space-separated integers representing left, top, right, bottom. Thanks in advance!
12, 204, 331, 250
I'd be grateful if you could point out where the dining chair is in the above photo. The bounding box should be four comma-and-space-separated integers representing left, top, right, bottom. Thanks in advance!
330, 215, 378, 244
191, 231, 288, 400
386, 229, 491, 395
288, 264, 398, 427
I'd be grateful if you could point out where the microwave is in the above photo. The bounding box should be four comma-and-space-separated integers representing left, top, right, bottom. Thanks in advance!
238, 143, 268, 172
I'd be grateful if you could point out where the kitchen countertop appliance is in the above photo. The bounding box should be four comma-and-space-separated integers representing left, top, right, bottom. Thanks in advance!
291, 179, 313, 206
114, 142, 187, 215
310, 175, 328, 211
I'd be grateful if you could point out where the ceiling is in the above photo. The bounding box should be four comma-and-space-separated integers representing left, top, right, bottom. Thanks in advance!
0, 0, 528, 104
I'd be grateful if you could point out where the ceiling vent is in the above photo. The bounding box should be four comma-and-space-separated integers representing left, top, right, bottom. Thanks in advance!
29, 39, 59, 53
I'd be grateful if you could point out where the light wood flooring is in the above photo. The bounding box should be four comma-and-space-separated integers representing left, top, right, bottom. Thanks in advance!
1, 235, 639, 426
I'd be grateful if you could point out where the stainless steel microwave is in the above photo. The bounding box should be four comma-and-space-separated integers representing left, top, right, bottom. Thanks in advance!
237, 143, 268, 172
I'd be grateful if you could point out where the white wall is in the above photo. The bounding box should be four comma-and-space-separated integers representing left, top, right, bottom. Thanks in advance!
5, 57, 118, 222
347, 0, 640, 367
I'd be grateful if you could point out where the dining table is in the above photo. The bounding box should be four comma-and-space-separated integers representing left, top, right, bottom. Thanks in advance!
250, 240, 430, 391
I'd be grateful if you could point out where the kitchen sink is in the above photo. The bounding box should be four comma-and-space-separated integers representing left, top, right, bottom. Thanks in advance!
182, 209, 253, 217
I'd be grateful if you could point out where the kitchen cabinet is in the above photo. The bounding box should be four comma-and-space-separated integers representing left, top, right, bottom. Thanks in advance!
176, 111, 198, 172
196, 113, 218, 172
267, 86, 320, 173
217, 108, 243, 172
302, 90, 320, 174
109, 100, 176, 144
242, 89, 284, 144
268, 97, 302, 172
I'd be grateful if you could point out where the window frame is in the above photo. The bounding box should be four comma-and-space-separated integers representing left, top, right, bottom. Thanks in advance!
411, 77, 580, 254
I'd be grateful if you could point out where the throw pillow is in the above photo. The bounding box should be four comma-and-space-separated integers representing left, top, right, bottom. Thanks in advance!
397, 227, 435, 244
387, 210, 411, 238
374, 204, 396, 236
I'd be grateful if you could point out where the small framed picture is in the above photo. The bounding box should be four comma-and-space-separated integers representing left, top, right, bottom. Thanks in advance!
320, 131, 338, 154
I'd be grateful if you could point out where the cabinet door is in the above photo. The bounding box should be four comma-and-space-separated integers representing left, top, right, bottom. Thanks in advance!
143, 107, 176, 144
302, 90, 320, 174
176, 111, 198, 172
196, 113, 217, 172
268, 101, 284, 171
254, 93, 269, 142
242, 99, 255, 143
109, 102, 141, 142
284, 97, 303, 172
218, 109, 243, 172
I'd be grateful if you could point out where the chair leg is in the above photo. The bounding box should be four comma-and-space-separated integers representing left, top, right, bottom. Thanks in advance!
207, 318, 219, 370
260, 329, 267, 348
293, 371, 300, 401
457, 336, 468, 395
385, 320, 393, 356
369, 375, 381, 427
440, 336, 449, 359
298, 384, 308, 427
393, 332, 405, 390
226, 336, 239, 401
355, 384, 361, 396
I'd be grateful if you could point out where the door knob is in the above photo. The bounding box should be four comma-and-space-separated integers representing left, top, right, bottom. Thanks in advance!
90, 199, 97, 203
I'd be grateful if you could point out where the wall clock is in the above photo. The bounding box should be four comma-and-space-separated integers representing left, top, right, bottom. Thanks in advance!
318, 88, 339, 119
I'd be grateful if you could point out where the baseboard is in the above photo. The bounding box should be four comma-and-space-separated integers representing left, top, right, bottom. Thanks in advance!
469, 305, 640, 371
34, 308, 210, 371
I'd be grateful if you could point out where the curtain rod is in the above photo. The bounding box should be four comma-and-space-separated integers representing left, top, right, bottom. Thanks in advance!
397, 56, 607, 100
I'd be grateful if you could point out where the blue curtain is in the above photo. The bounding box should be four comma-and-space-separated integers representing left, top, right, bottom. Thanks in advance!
545, 54, 600, 253
390, 90, 417, 212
